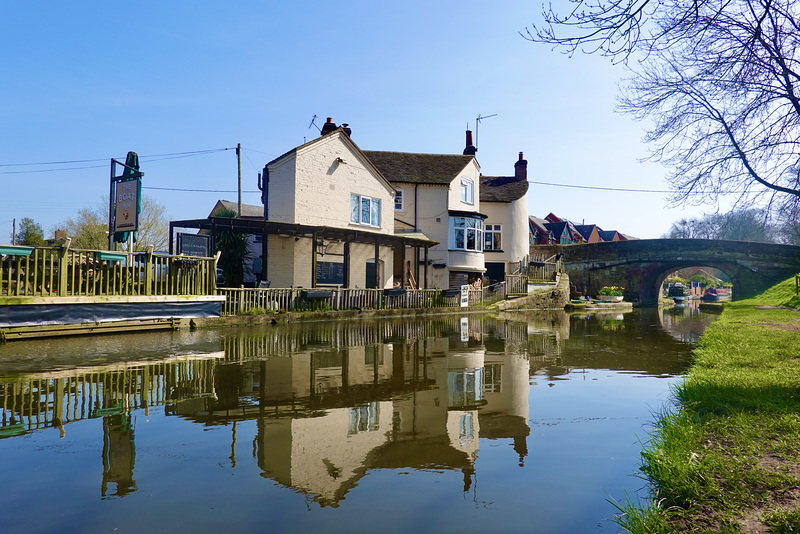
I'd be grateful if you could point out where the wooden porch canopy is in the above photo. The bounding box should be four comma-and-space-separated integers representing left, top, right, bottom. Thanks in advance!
169, 216, 438, 288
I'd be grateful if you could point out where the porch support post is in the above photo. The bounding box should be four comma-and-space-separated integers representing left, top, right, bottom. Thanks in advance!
311, 232, 318, 288
343, 238, 350, 288
414, 246, 420, 290
424, 246, 429, 289
400, 242, 406, 288
374, 237, 380, 289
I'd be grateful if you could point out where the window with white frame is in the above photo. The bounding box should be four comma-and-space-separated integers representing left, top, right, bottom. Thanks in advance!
450, 216, 483, 252
460, 177, 474, 204
394, 190, 404, 211
350, 194, 381, 227
484, 224, 502, 251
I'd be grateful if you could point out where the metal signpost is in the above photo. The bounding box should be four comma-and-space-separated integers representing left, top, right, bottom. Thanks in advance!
108, 152, 143, 251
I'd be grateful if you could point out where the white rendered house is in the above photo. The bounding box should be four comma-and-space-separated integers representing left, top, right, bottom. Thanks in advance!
363, 146, 485, 290
479, 152, 530, 285
262, 124, 399, 289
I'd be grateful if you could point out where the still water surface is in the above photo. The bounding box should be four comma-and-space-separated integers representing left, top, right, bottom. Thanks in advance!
0, 306, 715, 533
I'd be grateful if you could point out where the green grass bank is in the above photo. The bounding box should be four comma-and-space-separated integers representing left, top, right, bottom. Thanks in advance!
618, 276, 800, 533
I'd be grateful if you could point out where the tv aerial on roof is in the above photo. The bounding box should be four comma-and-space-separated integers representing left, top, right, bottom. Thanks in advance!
475, 113, 497, 150
304, 114, 322, 143
308, 114, 321, 132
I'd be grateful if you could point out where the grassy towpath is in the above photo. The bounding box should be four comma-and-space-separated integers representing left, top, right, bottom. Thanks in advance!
619, 275, 800, 533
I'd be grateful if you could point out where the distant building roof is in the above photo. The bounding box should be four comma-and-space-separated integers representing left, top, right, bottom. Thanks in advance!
479, 175, 529, 203
210, 200, 263, 218
363, 151, 474, 185
574, 224, 600, 241
544, 221, 569, 238
598, 229, 624, 241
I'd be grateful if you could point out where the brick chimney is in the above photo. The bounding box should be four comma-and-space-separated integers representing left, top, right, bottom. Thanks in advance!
463, 129, 477, 156
320, 117, 337, 136
514, 152, 527, 181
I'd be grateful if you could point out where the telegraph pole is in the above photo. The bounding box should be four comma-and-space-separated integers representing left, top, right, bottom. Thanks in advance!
11, 218, 15, 245
236, 143, 242, 216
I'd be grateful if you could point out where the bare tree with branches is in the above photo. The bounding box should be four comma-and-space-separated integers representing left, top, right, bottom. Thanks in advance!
525, 0, 800, 211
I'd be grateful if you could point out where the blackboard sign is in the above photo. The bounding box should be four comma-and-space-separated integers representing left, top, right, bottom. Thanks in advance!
316, 261, 344, 285
178, 233, 212, 257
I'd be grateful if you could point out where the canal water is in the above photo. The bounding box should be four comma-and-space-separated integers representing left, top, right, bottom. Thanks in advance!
0, 306, 715, 533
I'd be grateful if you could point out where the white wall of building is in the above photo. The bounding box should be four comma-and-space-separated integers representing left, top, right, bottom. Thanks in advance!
269, 132, 395, 236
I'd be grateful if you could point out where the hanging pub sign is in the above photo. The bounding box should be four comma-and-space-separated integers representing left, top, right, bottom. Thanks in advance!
108, 151, 144, 249
114, 178, 140, 233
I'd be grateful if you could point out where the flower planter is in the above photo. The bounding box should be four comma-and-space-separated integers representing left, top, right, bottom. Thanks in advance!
597, 295, 624, 302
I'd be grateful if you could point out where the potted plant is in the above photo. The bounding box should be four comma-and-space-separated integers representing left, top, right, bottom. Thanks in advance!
598, 286, 624, 302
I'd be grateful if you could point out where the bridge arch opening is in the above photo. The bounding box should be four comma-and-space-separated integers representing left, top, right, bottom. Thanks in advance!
651, 266, 732, 304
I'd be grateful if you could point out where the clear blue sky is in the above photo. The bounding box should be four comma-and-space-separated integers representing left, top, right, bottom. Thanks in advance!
0, 1, 723, 242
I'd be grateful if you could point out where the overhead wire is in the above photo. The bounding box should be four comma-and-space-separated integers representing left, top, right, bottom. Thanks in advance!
528, 180, 672, 193
143, 186, 260, 193
0, 147, 740, 195
0, 148, 236, 175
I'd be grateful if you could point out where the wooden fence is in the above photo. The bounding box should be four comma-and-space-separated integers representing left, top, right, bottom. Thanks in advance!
0, 244, 218, 299
1, 243, 530, 316
218, 282, 508, 316
527, 253, 562, 282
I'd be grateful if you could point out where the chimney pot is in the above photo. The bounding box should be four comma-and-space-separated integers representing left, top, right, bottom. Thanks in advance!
463, 129, 477, 156
321, 117, 337, 136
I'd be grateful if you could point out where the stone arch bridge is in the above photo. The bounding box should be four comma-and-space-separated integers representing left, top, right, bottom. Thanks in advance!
552, 239, 800, 305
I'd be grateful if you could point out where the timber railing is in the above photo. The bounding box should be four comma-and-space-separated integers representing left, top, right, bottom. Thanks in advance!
0, 244, 218, 299
505, 274, 527, 294
527, 253, 562, 283
218, 282, 508, 316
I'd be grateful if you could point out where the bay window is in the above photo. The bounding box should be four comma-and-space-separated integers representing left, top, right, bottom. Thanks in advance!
450, 216, 483, 252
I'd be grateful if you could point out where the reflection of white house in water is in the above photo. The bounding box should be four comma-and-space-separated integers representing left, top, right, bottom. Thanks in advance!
0, 318, 536, 507
246, 329, 531, 506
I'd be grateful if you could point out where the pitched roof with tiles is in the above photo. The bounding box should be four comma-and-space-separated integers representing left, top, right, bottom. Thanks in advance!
362, 151, 475, 185
598, 229, 623, 241
210, 200, 263, 218
479, 176, 529, 203
528, 215, 550, 232
544, 221, 570, 239
574, 224, 601, 242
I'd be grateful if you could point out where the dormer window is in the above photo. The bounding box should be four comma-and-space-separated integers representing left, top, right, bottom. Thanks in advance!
460, 177, 474, 205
